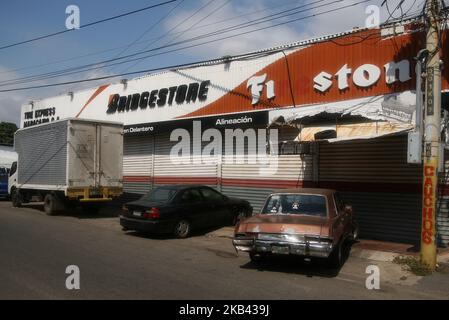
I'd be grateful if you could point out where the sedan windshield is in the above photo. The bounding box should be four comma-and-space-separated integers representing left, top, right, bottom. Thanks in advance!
140, 187, 178, 203
261, 194, 327, 217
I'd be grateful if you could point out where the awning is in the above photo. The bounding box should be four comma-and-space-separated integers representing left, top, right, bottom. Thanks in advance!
269, 91, 416, 143
297, 122, 413, 142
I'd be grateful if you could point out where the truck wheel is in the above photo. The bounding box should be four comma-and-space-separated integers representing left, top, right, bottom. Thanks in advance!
44, 194, 59, 216
11, 189, 22, 208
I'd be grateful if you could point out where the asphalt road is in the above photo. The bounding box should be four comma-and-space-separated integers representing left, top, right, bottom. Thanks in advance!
0, 201, 448, 300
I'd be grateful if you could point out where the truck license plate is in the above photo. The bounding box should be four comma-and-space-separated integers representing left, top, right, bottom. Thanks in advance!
271, 246, 289, 255
133, 210, 142, 217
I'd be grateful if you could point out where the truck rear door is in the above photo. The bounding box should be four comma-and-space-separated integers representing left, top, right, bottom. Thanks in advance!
98, 123, 123, 188
67, 121, 98, 189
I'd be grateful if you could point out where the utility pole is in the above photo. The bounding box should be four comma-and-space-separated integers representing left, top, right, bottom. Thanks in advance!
421, 0, 442, 271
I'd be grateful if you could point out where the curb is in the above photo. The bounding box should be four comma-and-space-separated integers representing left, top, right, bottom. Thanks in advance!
205, 227, 449, 264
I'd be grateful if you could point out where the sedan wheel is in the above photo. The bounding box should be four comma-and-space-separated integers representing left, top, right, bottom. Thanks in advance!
349, 221, 359, 242
233, 209, 247, 226
174, 220, 191, 238
249, 252, 266, 263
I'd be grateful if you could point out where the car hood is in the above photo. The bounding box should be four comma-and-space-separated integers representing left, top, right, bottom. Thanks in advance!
237, 214, 331, 237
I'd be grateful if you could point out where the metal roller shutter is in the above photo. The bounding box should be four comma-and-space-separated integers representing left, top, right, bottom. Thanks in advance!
123, 135, 154, 195
318, 135, 423, 244
438, 150, 449, 246
153, 132, 218, 187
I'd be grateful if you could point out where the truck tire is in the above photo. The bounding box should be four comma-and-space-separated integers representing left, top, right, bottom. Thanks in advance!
11, 188, 22, 208
44, 194, 60, 216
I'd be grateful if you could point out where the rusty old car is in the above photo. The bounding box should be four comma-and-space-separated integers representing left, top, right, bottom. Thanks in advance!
232, 188, 358, 268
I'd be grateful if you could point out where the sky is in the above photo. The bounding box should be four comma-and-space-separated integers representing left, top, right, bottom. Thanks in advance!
0, 0, 426, 125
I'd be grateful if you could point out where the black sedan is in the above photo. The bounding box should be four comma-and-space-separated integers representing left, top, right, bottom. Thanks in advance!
120, 185, 252, 238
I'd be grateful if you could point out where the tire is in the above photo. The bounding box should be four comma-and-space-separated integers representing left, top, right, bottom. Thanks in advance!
328, 240, 343, 269
348, 221, 359, 242
173, 220, 191, 238
43, 193, 60, 216
232, 208, 247, 226
11, 188, 22, 208
249, 252, 266, 263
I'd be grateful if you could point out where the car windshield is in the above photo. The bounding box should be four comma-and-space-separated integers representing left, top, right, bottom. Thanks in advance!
140, 187, 178, 203
261, 194, 327, 217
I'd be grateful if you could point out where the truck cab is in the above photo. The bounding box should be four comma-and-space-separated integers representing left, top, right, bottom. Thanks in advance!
0, 166, 10, 199
8, 161, 17, 198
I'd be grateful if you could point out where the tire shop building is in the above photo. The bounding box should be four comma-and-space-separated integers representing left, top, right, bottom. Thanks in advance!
20, 21, 449, 246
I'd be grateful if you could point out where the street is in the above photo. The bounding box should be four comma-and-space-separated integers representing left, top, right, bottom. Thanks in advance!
0, 201, 448, 300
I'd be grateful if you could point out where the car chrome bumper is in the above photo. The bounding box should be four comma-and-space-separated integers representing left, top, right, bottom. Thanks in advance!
232, 238, 334, 258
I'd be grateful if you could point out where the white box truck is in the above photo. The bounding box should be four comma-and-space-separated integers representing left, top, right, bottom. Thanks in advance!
8, 118, 123, 215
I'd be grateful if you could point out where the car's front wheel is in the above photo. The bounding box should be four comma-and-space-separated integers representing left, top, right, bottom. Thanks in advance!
348, 221, 359, 242
249, 252, 267, 263
173, 220, 191, 238
232, 208, 248, 226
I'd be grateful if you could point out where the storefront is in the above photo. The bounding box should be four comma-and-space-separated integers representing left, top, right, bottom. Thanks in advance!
20, 21, 449, 246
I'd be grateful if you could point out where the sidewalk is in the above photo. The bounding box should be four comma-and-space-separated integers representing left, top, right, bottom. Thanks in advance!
205, 227, 449, 264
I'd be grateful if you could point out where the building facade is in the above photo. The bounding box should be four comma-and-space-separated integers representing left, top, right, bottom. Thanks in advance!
20, 21, 449, 246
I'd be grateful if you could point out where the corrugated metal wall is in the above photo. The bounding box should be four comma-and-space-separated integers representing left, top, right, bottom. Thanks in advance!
438, 150, 449, 246
123, 135, 153, 194
119, 129, 449, 247
15, 120, 68, 186
153, 132, 218, 187
318, 135, 423, 244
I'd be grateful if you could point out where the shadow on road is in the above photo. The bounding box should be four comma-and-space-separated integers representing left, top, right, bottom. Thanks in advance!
18, 202, 121, 219
123, 224, 231, 240
238, 242, 354, 278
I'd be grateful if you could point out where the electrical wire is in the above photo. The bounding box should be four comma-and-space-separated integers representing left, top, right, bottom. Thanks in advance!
0, 0, 384, 92
0, 0, 343, 87
0, 0, 304, 76
0, 0, 179, 51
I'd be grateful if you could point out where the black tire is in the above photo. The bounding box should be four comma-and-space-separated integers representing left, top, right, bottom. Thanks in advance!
348, 221, 359, 242
249, 252, 266, 263
11, 188, 22, 208
173, 220, 191, 238
232, 208, 247, 226
328, 241, 343, 269
44, 193, 59, 216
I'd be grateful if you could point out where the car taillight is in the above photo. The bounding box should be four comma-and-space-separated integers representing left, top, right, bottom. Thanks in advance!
143, 207, 160, 219
122, 205, 129, 215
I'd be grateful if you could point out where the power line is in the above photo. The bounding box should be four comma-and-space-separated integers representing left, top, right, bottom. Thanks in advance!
121, 0, 232, 72
0, 0, 179, 51
0, 0, 303, 76
0, 0, 336, 87
106, 0, 188, 73
0, 0, 377, 93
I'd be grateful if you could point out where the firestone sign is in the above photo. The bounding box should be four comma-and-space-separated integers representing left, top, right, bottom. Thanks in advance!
313, 59, 411, 92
